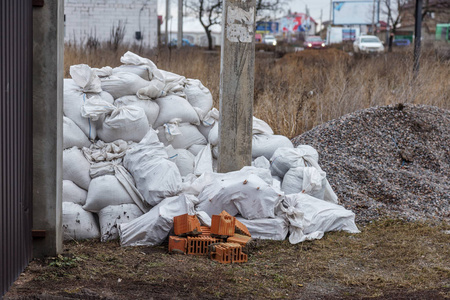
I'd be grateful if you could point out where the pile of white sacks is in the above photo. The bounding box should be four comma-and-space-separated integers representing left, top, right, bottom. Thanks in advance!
63, 51, 359, 246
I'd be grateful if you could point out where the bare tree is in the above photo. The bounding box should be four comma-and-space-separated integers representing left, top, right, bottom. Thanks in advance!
186, 0, 285, 50
382, 0, 407, 52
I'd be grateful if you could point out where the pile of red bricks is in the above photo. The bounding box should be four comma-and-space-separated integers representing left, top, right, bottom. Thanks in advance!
169, 210, 252, 264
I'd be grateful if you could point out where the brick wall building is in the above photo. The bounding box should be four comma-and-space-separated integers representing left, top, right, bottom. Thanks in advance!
65, 0, 158, 48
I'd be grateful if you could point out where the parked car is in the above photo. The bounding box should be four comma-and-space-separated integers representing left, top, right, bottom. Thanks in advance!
393, 39, 411, 47
303, 36, 326, 49
168, 38, 194, 47
262, 35, 277, 46
353, 35, 384, 54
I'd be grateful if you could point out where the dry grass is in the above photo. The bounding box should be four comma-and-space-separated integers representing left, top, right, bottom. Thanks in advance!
6, 219, 450, 299
64, 43, 450, 139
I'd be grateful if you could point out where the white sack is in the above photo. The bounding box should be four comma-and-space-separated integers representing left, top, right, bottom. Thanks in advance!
184, 79, 213, 120
253, 117, 274, 135
63, 147, 91, 190
119, 194, 195, 247
196, 211, 212, 227
236, 216, 289, 241
271, 145, 338, 203
83, 140, 132, 163
63, 116, 91, 149
63, 180, 87, 205
83, 175, 135, 213
281, 167, 327, 199
188, 144, 206, 156
160, 70, 186, 84
207, 123, 219, 146
252, 156, 271, 169
123, 129, 182, 206
98, 204, 143, 242
64, 66, 115, 139
63, 202, 100, 241
194, 144, 213, 175
270, 146, 319, 178
157, 121, 207, 149
120, 51, 164, 82
252, 134, 293, 160
136, 79, 167, 100
93, 66, 113, 77
166, 146, 196, 177
115, 95, 160, 126
88, 159, 148, 213
97, 106, 149, 143
154, 95, 200, 128
279, 194, 359, 244
196, 173, 283, 220
212, 145, 219, 159
100, 72, 150, 99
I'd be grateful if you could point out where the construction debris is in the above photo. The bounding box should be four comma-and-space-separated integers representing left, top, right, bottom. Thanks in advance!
62, 51, 360, 247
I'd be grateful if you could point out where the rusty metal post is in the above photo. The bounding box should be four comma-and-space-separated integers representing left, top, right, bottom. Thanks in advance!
218, 0, 256, 173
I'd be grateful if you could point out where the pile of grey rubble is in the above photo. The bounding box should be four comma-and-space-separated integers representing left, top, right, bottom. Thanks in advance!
293, 104, 450, 223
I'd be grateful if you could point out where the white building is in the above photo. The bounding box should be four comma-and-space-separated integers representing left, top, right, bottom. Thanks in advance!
65, 0, 158, 48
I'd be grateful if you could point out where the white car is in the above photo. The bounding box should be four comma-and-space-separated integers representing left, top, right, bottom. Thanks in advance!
263, 35, 277, 46
353, 35, 384, 54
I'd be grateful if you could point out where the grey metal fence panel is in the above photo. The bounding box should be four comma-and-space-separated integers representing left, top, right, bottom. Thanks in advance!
0, 0, 33, 296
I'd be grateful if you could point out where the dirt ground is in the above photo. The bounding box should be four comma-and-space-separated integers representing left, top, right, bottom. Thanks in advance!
5, 220, 450, 299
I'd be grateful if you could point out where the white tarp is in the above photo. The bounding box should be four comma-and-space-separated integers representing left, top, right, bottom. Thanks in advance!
236, 216, 289, 241
278, 193, 359, 244
197, 173, 283, 219
119, 194, 196, 246
123, 129, 182, 206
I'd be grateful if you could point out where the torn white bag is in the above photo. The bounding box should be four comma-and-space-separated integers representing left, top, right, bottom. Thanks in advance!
63, 202, 100, 241
119, 194, 196, 247
98, 204, 143, 242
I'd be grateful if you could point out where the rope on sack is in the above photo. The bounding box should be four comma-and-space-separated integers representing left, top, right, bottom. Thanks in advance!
83, 93, 92, 140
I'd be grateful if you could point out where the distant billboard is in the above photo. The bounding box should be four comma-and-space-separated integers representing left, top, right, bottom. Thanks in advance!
332, 0, 379, 25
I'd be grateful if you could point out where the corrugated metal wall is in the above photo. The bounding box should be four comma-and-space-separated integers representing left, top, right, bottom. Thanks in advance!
0, 0, 33, 296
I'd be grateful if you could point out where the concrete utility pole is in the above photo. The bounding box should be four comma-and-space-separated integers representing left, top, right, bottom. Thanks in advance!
177, 0, 183, 47
33, 0, 64, 258
218, 0, 256, 173
413, 0, 423, 76
165, 0, 170, 45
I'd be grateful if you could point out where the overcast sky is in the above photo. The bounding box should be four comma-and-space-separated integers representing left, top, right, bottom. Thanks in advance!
157, 0, 334, 33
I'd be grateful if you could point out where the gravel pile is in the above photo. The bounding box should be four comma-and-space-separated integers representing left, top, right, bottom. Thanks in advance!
292, 104, 450, 223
